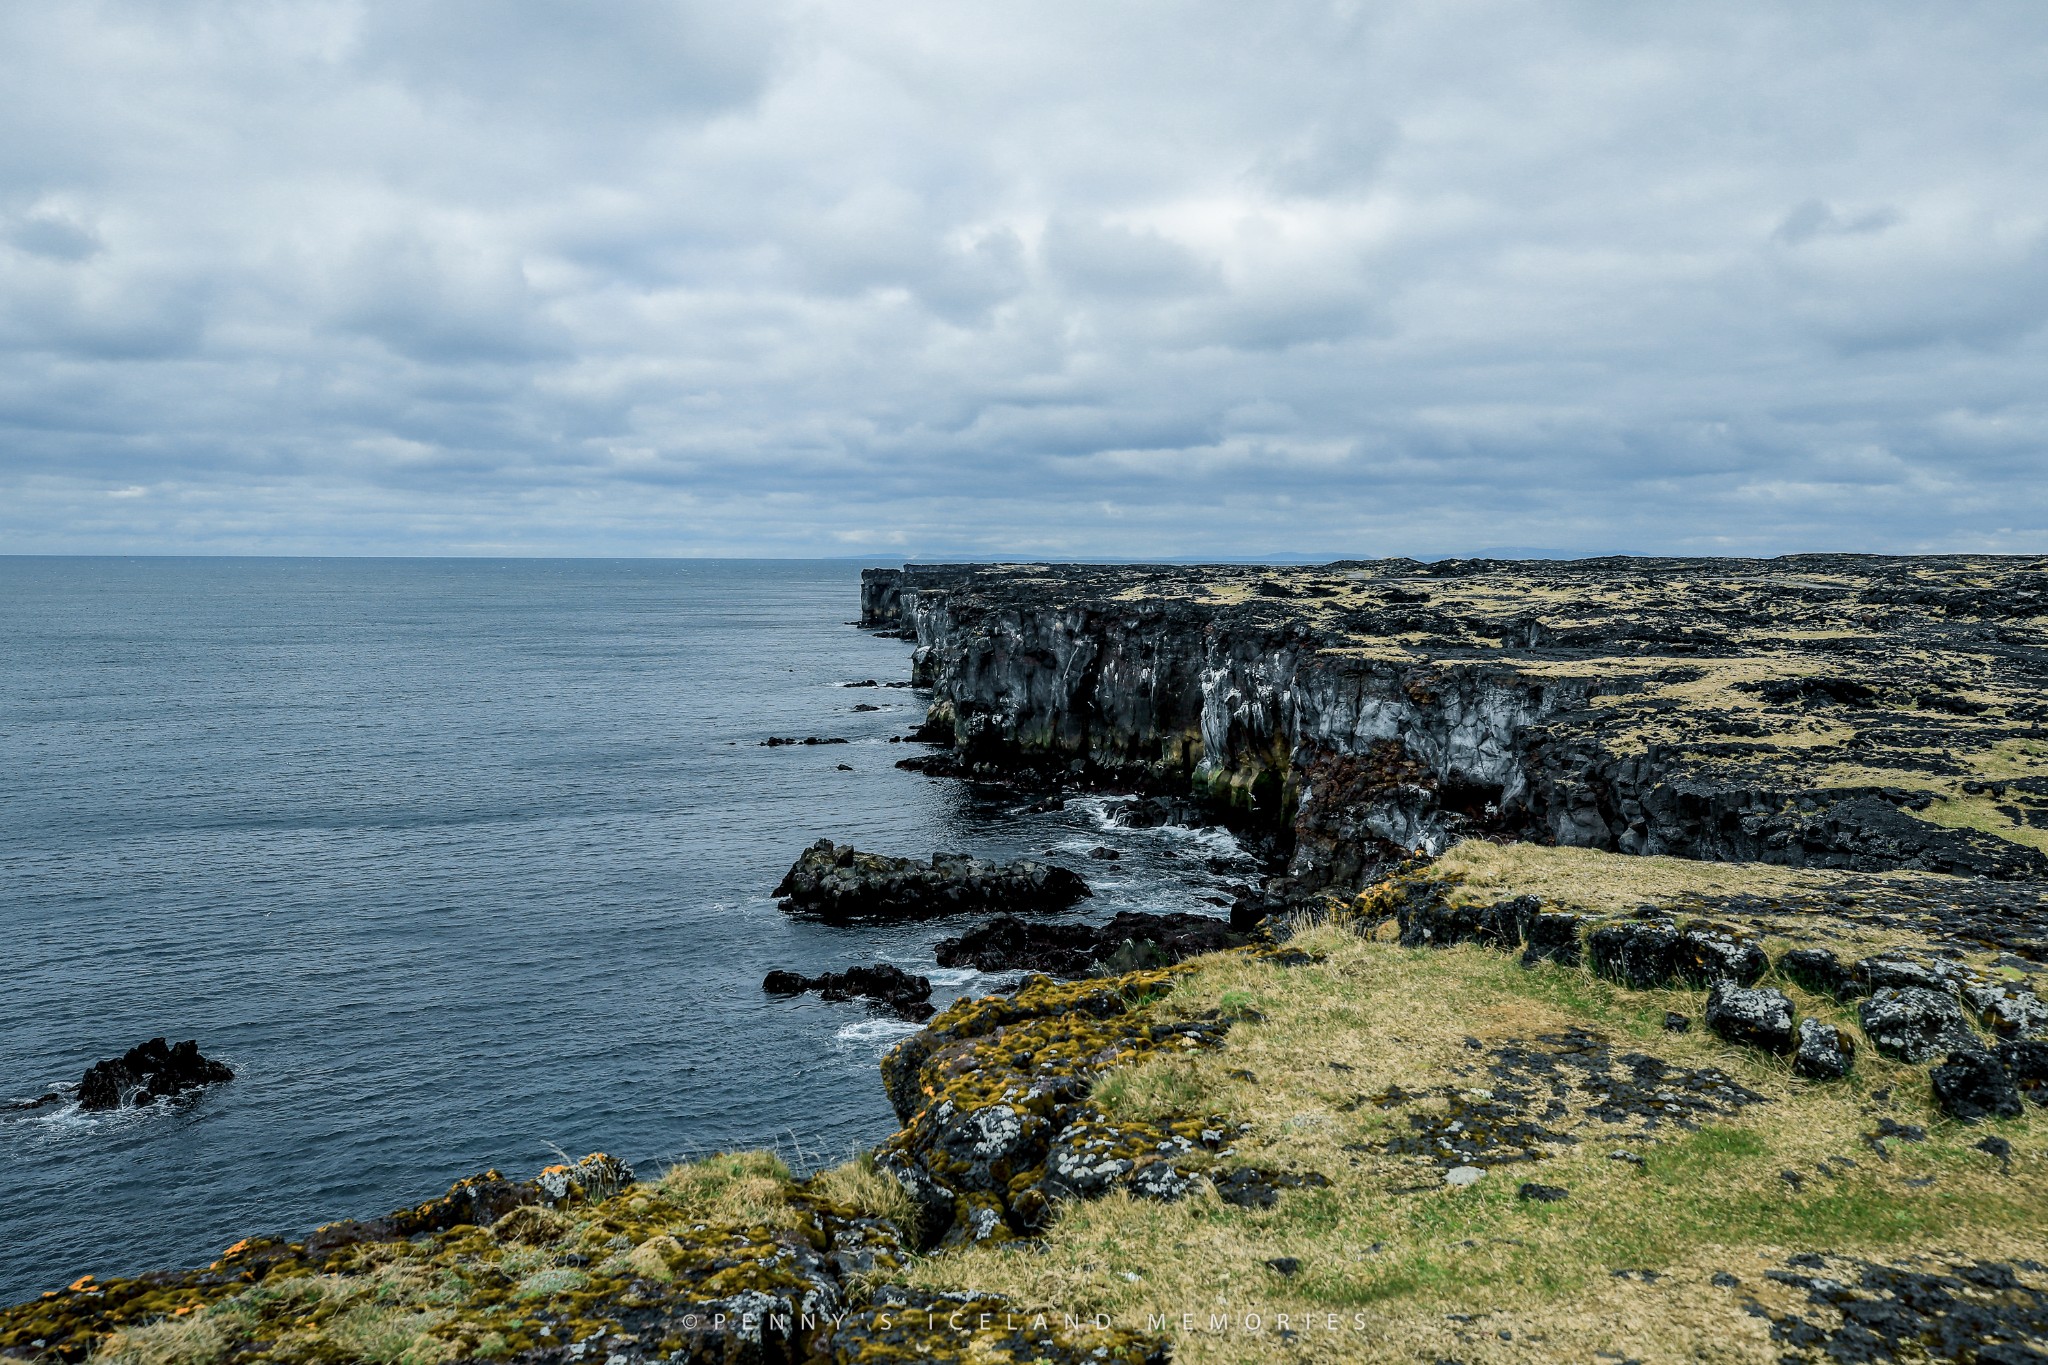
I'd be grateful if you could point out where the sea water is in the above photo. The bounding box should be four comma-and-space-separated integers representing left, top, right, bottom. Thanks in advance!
0, 558, 1246, 1303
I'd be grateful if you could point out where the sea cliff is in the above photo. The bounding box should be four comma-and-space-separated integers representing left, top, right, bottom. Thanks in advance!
867, 557, 2048, 902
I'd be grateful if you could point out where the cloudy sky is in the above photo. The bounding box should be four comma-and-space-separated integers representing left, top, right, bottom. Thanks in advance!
4, 1, 2047, 558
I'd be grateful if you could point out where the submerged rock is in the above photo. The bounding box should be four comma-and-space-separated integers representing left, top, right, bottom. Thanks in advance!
933, 911, 1247, 977
762, 963, 935, 1019
774, 839, 1091, 922
76, 1038, 233, 1112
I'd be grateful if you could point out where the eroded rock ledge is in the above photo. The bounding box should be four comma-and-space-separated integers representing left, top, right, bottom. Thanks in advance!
864, 557, 2048, 905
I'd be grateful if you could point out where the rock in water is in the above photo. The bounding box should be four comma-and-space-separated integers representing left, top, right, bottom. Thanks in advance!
1704, 983, 1796, 1054
762, 963, 936, 1019
1792, 1018, 1856, 1080
77, 1037, 233, 1111
1931, 1050, 2024, 1121
773, 840, 1091, 921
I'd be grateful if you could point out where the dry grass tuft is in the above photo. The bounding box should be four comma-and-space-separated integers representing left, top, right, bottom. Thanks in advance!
654, 1149, 797, 1227
806, 1149, 915, 1223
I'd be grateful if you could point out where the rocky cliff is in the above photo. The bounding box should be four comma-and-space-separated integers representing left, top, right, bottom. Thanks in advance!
877, 558, 2048, 901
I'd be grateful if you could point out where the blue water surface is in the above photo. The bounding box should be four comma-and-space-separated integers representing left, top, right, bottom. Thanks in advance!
0, 559, 1246, 1304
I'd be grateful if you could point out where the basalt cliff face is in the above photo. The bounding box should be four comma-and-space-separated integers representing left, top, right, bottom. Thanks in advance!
863, 558, 2048, 901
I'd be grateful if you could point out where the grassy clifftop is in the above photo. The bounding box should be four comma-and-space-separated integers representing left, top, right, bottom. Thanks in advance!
902, 849, 2047, 1362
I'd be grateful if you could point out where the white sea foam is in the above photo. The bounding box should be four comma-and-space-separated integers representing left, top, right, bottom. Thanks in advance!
833, 1018, 923, 1048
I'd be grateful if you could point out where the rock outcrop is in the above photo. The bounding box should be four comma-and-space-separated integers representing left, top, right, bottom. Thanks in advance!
1793, 1019, 1856, 1080
875, 558, 2048, 907
932, 911, 1249, 977
77, 1038, 233, 1112
774, 841, 1090, 921
1930, 1049, 2025, 1121
873, 968, 1257, 1250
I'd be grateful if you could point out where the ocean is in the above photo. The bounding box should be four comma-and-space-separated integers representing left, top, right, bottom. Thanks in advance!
0, 558, 1248, 1305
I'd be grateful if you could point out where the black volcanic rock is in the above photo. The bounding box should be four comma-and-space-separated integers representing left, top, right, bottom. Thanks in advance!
1995, 1038, 2048, 1105
1780, 947, 1853, 999
1674, 922, 1768, 987
884, 556, 2048, 902
77, 1037, 233, 1112
1588, 918, 1682, 990
1792, 1019, 1856, 1080
1858, 987, 1980, 1063
763, 964, 935, 1020
774, 840, 1091, 922
1704, 983, 1796, 1054
1931, 1049, 2024, 1121
933, 911, 1248, 977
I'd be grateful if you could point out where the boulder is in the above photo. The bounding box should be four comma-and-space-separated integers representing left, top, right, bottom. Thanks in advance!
1857, 987, 1980, 1063
1930, 1050, 2023, 1122
1993, 1038, 2048, 1106
1675, 922, 1769, 987
1520, 911, 1586, 968
1108, 796, 1206, 828
774, 840, 1091, 921
1792, 1018, 1856, 1080
1961, 979, 2048, 1038
933, 911, 1246, 978
1853, 953, 1965, 998
1779, 947, 1853, 999
1399, 892, 1538, 951
762, 964, 934, 1020
1704, 984, 1796, 1054
77, 1037, 233, 1112
1588, 917, 1682, 989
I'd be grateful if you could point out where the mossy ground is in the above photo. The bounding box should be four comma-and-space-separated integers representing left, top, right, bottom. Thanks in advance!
897, 860, 2046, 1363
10, 1153, 914, 1365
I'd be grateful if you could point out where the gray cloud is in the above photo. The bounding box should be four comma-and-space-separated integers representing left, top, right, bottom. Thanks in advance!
2, 0, 2047, 557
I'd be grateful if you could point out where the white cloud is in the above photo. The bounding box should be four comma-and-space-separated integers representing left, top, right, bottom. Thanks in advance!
1, 0, 2046, 556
